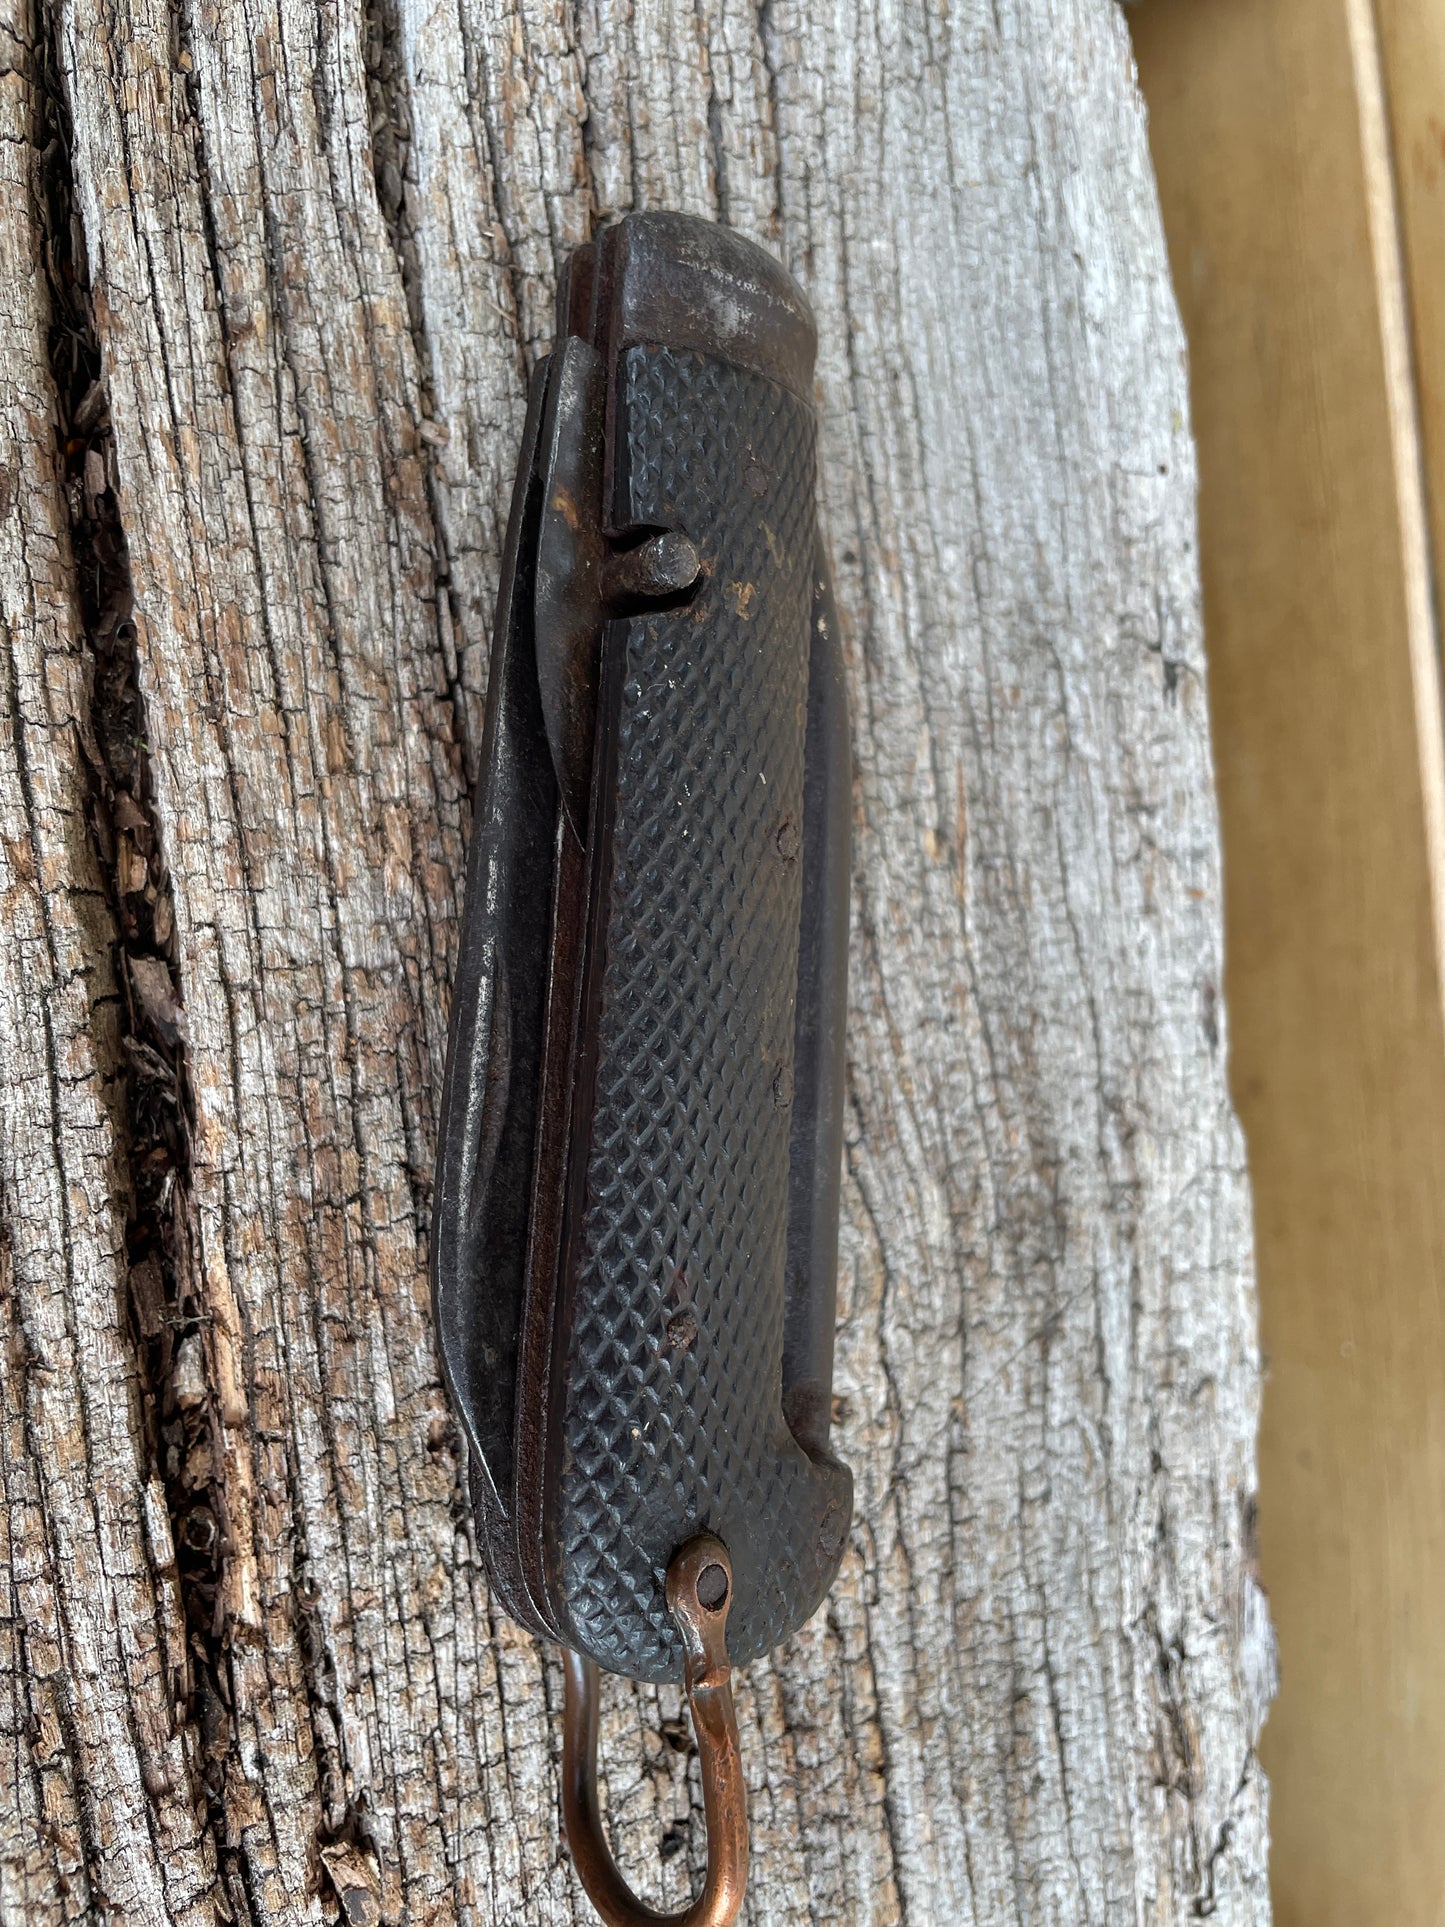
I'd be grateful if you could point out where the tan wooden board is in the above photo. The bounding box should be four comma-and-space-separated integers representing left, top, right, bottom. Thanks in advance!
1133, 2, 1445, 1920
1379, 0, 1445, 655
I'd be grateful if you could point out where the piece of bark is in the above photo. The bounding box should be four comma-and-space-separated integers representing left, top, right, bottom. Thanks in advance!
0, 1, 1271, 1923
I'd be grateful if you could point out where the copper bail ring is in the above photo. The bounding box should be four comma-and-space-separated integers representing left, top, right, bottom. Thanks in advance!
561, 1535, 749, 1927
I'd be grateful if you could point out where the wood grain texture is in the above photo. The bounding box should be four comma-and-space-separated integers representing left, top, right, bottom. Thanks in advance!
0, 15, 218, 1922
1132, 3, 1445, 1922
0, 0, 1269, 1921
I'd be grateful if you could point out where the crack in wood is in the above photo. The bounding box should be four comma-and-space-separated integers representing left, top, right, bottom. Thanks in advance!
361, 0, 479, 799
29, 11, 249, 1914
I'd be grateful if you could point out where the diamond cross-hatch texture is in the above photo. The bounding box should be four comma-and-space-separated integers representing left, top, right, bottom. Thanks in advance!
554, 346, 849, 1680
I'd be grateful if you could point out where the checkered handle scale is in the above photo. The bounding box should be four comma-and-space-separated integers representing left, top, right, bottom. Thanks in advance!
547, 345, 851, 1680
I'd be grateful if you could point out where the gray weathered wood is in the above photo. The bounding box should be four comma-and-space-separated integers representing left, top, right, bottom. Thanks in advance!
0, 0, 1272, 1920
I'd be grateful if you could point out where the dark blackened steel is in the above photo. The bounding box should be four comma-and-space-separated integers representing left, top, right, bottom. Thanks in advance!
782, 546, 851, 1463
434, 211, 853, 1682
534, 335, 607, 840
430, 359, 556, 1631
562, 1536, 747, 1927
602, 209, 818, 404
434, 204, 853, 1927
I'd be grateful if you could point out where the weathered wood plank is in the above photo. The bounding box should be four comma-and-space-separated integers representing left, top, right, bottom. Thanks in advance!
0, 13, 216, 1922
1134, 3, 1445, 1919
0, 0, 1270, 1920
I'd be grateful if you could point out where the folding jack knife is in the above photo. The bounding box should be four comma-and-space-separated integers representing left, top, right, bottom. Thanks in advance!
433, 211, 852, 1926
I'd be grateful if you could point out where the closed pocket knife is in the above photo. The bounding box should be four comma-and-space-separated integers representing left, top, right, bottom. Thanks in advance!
433, 211, 852, 1925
